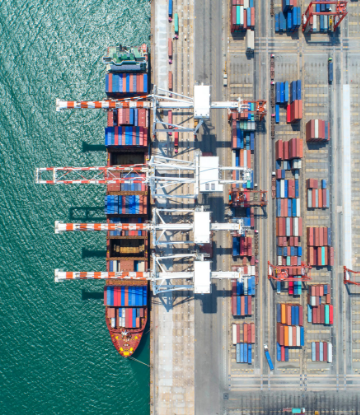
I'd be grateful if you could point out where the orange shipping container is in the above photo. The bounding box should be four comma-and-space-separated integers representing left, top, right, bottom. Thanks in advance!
286, 304, 292, 326
168, 38, 173, 57
281, 303, 286, 324
284, 325, 289, 346
243, 323, 248, 343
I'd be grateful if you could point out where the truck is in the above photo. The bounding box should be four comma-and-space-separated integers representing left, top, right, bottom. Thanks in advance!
270, 54, 275, 81
246, 29, 254, 52
264, 344, 274, 370
328, 57, 333, 84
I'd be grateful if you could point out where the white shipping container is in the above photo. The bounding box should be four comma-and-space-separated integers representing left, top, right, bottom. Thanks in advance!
320, 341, 324, 361
111, 318, 116, 328
288, 326, 293, 347
249, 266, 255, 275
244, 149, 247, 167
296, 326, 300, 347
240, 6, 244, 25
244, 278, 248, 295
277, 256, 283, 266
315, 119, 319, 139
327, 342, 333, 363
137, 261, 145, 272
315, 189, 318, 208
296, 198, 301, 217
310, 296, 316, 306
246, 29, 254, 51
232, 150, 236, 167
233, 324, 237, 345
313, 15, 318, 32
244, 0, 249, 8
294, 217, 299, 237
280, 180, 285, 198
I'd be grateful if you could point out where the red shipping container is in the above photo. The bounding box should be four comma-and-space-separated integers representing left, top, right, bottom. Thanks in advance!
329, 305, 334, 324
168, 38, 173, 57
251, 7, 255, 26
316, 342, 320, 361
281, 345, 285, 361
317, 247, 322, 266
325, 246, 328, 265
314, 227, 320, 246
243, 9, 248, 30
247, 324, 251, 343
244, 323, 248, 343
251, 323, 255, 343
286, 304, 292, 325
307, 227, 313, 246
248, 296, 252, 315
276, 139, 283, 160
329, 247, 334, 266
236, 324, 240, 343
327, 121, 331, 141
298, 217, 302, 237
283, 140, 289, 160
280, 324, 285, 346
319, 227, 324, 247
319, 285, 324, 297
108, 73, 113, 93
232, 128, 237, 148
168, 71, 173, 90
232, 281, 237, 296
324, 342, 328, 362
241, 297, 245, 315
287, 104, 291, 123
320, 304, 325, 324
231, 296, 237, 316
297, 138, 303, 158
298, 100, 303, 120
293, 326, 297, 346
312, 306, 317, 323
299, 305, 303, 326
107, 111, 114, 127
318, 188, 323, 208
308, 247, 314, 265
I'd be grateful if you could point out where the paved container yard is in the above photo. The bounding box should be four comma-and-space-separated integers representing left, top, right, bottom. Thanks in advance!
150, 0, 360, 413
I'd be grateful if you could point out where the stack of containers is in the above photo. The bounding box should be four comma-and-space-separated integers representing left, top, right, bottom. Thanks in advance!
287, 80, 302, 123
232, 150, 254, 189
105, 73, 148, 95
307, 179, 330, 209
232, 236, 253, 258
306, 119, 330, 142
232, 322, 255, 364
307, 227, 334, 266
274, 81, 289, 123
311, 342, 333, 362
230, 0, 255, 33
105, 195, 148, 215
108, 218, 146, 237
231, 278, 256, 317
307, 284, 333, 325
305, 2, 332, 33
105, 126, 148, 147
104, 285, 147, 307
275, 138, 303, 160
275, 5, 301, 33
276, 303, 304, 359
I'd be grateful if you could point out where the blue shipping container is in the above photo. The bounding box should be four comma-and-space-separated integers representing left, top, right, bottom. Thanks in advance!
296, 80, 302, 100
284, 81, 289, 102
275, 105, 280, 123
280, 82, 285, 103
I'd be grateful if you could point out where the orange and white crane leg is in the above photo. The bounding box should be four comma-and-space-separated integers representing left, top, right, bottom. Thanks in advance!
55, 221, 151, 233
55, 270, 150, 282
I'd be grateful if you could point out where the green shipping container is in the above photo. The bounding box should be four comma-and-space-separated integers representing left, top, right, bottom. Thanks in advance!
325, 305, 330, 325
322, 246, 326, 265
287, 256, 291, 266
174, 13, 179, 34
236, 6, 240, 25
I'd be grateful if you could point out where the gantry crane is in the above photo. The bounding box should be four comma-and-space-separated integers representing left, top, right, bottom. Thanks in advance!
229, 189, 268, 207
268, 261, 312, 282
56, 84, 267, 137
36, 153, 252, 200
55, 253, 255, 295
344, 266, 360, 286
55, 207, 252, 246
302, 1, 348, 32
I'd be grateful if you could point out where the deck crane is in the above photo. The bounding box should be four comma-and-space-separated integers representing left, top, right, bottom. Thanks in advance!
229, 189, 268, 207
36, 153, 252, 200
268, 261, 312, 282
55, 207, 252, 246
56, 84, 267, 138
55, 253, 255, 295
302, 1, 348, 32
344, 266, 360, 286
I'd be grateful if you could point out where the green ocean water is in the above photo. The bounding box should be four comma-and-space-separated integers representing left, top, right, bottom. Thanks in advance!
0, 1, 150, 413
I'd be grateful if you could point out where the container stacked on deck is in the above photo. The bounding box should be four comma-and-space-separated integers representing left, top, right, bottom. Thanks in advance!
230, 0, 255, 33
306, 119, 330, 142
104, 285, 147, 329
105, 195, 148, 215
105, 73, 148, 95
276, 303, 305, 355
275, 3, 301, 33
105, 126, 148, 147
232, 323, 255, 364
232, 235, 257, 265
311, 342, 333, 362
107, 108, 149, 128
307, 284, 333, 325
307, 227, 334, 266
231, 277, 256, 317
274, 81, 302, 123
307, 179, 330, 209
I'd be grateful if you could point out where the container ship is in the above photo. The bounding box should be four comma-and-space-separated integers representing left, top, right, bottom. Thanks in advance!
103, 44, 150, 357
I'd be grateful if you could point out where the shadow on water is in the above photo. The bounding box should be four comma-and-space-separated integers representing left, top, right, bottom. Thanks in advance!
82, 142, 107, 152
81, 289, 103, 301
69, 207, 106, 221
132, 319, 150, 359
82, 248, 107, 258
